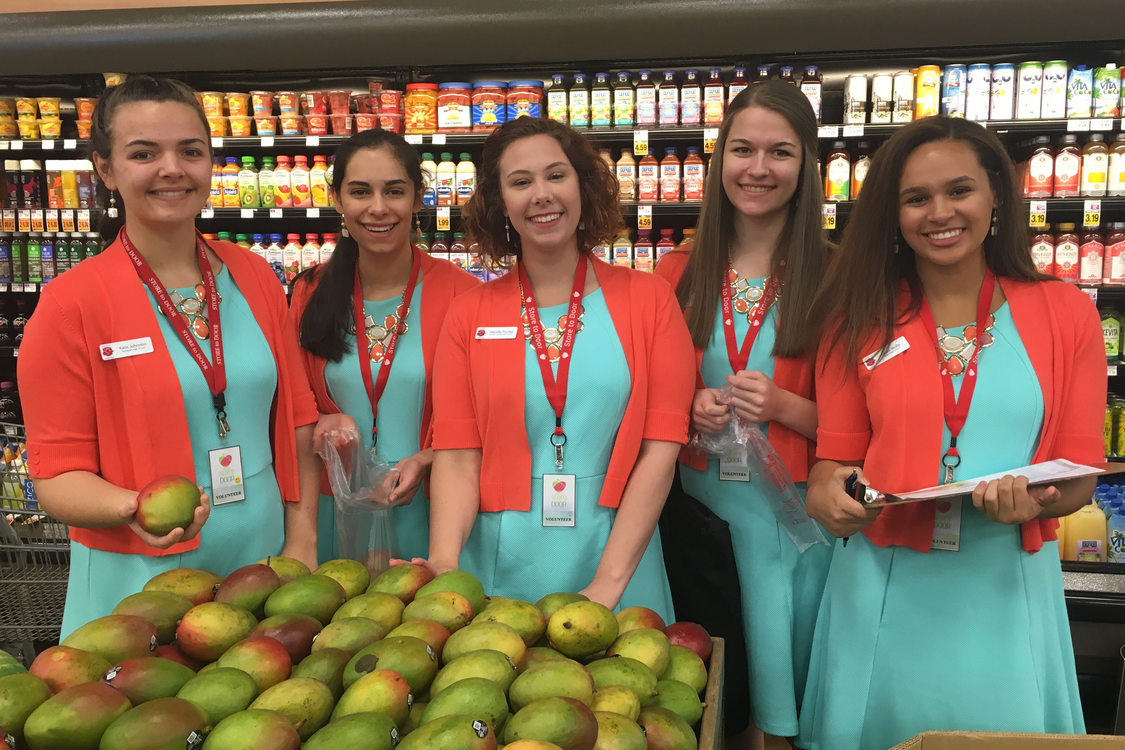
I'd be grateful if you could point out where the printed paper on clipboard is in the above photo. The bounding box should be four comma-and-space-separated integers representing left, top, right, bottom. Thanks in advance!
851, 459, 1112, 508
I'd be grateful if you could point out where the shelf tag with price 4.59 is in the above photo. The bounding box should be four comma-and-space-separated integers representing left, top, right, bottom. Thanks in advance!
637, 204, 652, 230
1084, 200, 1101, 227
822, 204, 837, 230
703, 128, 719, 154
633, 130, 649, 156
437, 206, 451, 231
1029, 200, 1046, 227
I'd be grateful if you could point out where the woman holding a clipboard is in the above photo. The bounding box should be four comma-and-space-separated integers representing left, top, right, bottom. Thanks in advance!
799, 116, 1104, 749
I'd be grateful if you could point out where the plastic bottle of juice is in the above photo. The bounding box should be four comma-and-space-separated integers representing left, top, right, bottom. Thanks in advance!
638, 152, 659, 202
636, 70, 658, 127
290, 156, 312, 208
616, 151, 636, 201
546, 74, 568, 123
238, 156, 260, 209
258, 156, 276, 208
310, 155, 330, 208
455, 153, 476, 206
209, 158, 223, 208
301, 233, 321, 271
569, 73, 590, 129
221, 156, 241, 208
633, 229, 654, 271
273, 155, 293, 207
84, 232, 103, 258
1064, 501, 1108, 561
851, 142, 872, 200
430, 231, 450, 260
590, 73, 613, 128
729, 66, 749, 102
659, 147, 681, 202
249, 233, 267, 261
265, 233, 285, 283
825, 141, 851, 202
234, 233, 252, 250
656, 227, 677, 260
683, 146, 705, 202
320, 232, 337, 265
217, 231, 232, 244
704, 68, 726, 126
39, 232, 55, 282
449, 232, 469, 270
658, 70, 679, 127
326, 156, 335, 208
281, 233, 303, 283
680, 69, 702, 127
420, 152, 438, 207
612, 229, 633, 267
1109, 507, 1125, 562
613, 72, 635, 128
435, 153, 456, 207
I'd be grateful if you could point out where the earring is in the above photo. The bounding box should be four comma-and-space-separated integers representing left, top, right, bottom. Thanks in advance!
107, 192, 118, 219
578, 220, 586, 231
892, 231, 900, 254
414, 213, 421, 234
340, 218, 350, 239
505, 217, 512, 245
989, 208, 998, 237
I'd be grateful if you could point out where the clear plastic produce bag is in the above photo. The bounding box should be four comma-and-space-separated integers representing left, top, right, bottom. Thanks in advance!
316, 429, 405, 576
693, 386, 828, 552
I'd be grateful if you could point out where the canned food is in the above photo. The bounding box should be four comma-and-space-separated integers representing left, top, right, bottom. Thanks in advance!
941, 65, 967, 118
1041, 61, 1068, 119
871, 74, 893, 124
990, 63, 1015, 121
892, 71, 914, 123
965, 64, 992, 121
1016, 61, 1043, 120
843, 74, 868, 124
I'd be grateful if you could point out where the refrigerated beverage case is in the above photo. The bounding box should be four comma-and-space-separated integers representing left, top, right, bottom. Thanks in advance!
616, 151, 636, 201
659, 147, 681, 202
800, 65, 823, 123
825, 141, 850, 202
613, 72, 635, 127
914, 65, 941, 118
1067, 66, 1093, 118
990, 63, 1015, 120
845, 74, 868, 124
1082, 134, 1109, 197
704, 68, 725, 126
681, 69, 702, 127
547, 74, 568, 123
1041, 60, 1068, 118
965, 63, 992, 121
636, 70, 657, 127
683, 147, 705, 202
1026, 137, 1054, 198
941, 64, 967, 117
1093, 65, 1122, 118
893, 71, 914, 123
590, 73, 612, 128
569, 73, 590, 128
1016, 61, 1043, 120
658, 70, 679, 127
1054, 135, 1081, 197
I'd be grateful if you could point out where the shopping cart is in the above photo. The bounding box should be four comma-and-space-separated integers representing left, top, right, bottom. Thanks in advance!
0, 422, 68, 662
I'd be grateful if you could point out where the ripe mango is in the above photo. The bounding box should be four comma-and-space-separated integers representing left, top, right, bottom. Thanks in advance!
521, 646, 569, 672
586, 656, 658, 702
264, 574, 346, 626
256, 556, 310, 584
0, 648, 26, 679
0, 673, 50, 745
331, 667, 411, 726
646, 679, 703, 726
475, 597, 547, 646
397, 714, 498, 750
660, 645, 707, 695
503, 696, 598, 750
332, 591, 404, 631
421, 676, 508, 730
402, 591, 473, 632
314, 558, 370, 599
143, 568, 222, 606
430, 649, 518, 697
175, 667, 258, 725
535, 591, 587, 619
368, 562, 433, 603
442, 620, 526, 666
249, 613, 321, 663
214, 637, 290, 692
291, 648, 350, 700
590, 685, 641, 721
302, 712, 398, 750
22, 682, 131, 750
200, 708, 300, 750
62, 615, 158, 665
312, 617, 387, 656
637, 706, 697, 750
592, 710, 647, 750
112, 591, 194, 645
134, 475, 201, 536
343, 635, 437, 693
97, 696, 206, 750
151, 644, 201, 672
546, 601, 618, 660
101, 657, 194, 704
606, 628, 671, 676
615, 606, 666, 634
386, 619, 451, 653
415, 570, 486, 615
509, 660, 594, 710
214, 564, 281, 617
505, 742, 565, 750
29, 645, 112, 693
175, 602, 257, 663
250, 677, 334, 740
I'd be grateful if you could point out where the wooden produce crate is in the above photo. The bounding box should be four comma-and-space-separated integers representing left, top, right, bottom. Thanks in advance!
698, 636, 725, 750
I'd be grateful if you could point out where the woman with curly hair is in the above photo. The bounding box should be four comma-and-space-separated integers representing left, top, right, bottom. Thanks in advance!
414, 117, 695, 618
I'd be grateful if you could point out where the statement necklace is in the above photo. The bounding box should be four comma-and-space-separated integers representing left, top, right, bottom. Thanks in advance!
522, 303, 585, 363
934, 314, 996, 376
727, 267, 775, 322
170, 283, 221, 340
354, 303, 410, 363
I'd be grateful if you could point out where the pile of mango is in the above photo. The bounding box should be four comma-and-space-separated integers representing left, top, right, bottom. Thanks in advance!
0, 557, 715, 750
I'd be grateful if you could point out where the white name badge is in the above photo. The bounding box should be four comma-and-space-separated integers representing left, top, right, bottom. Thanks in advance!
862, 336, 910, 370
208, 446, 246, 505
542, 473, 576, 527
719, 443, 751, 482
931, 497, 962, 551
99, 337, 154, 360
474, 326, 519, 340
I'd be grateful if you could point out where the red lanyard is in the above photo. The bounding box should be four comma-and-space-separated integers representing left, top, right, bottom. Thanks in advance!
354, 246, 421, 449
122, 229, 229, 438
720, 270, 780, 374
517, 257, 588, 470
916, 268, 996, 483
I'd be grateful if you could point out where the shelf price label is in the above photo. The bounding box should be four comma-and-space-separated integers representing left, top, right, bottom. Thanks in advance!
306, 207, 320, 218
17, 210, 30, 232
1082, 287, 1098, 304
1091, 118, 1114, 132
31, 210, 44, 232
633, 130, 649, 157
2, 210, 15, 232
77, 209, 91, 231
200, 207, 215, 219
1029, 200, 1047, 227
211, 137, 224, 149
822, 204, 837, 230
1084, 200, 1102, 227
1110, 364, 1118, 377
260, 136, 275, 148
0, 140, 7, 150
431, 133, 447, 145
269, 208, 283, 219
818, 126, 840, 139
703, 128, 719, 154
42, 139, 55, 150
240, 208, 255, 219
61, 210, 75, 232
9, 140, 22, 151
45, 210, 59, 232
842, 125, 865, 138
63, 139, 77, 150
305, 136, 320, 147
405, 135, 423, 145
1066, 119, 1091, 132
637, 204, 652, 230
436, 206, 451, 231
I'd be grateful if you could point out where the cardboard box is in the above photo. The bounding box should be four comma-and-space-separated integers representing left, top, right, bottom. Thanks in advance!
893, 731, 1125, 748
698, 636, 725, 750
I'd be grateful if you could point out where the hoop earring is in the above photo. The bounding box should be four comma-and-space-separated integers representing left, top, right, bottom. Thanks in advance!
989, 208, 998, 237
107, 191, 118, 219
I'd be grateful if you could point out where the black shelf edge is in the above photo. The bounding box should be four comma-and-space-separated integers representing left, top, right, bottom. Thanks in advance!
1064, 561, 1125, 575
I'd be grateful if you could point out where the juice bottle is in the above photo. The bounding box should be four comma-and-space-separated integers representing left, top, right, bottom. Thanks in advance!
779, 65, 797, 86
238, 156, 260, 209
290, 155, 312, 208
1064, 501, 1109, 561
613, 72, 635, 128
1054, 222, 1079, 281
208, 158, 222, 208
1081, 134, 1109, 197
1111, 508, 1125, 562
729, 66, 749, 102
450, 232, 469, 270
69, 232, 84, 268
659, 147, 681, 202
435, 153, 456, 206
26, 234, 40, 283
258, 156, 276, 208
656, 227, 677, 260
273, 155, 293, 207
633, 229, 654, 272
1053, 135, 1081, 198
221, 156, 241, 208
636, 70, 658, 127
234, 233, 251, 250
1079, 228, 1105, 284
598, 149, 614, 173
1107, 223, 1125, 285
301, 233, 321, 271
310, 155, 330, 208
851, 142, 872, 199
616, 151, 636, 201
703, 68, 725, 126
590, 73, 613, 128
53, 233, 70, 275
1102, 307, 1122, 360
217, 231, 232, 244
658, 70, 679, 127
249, 233, 266, 261
320, 232, 337, 265
1026, 137, 1054, 199
591, 241, 610, 263
265, 233, 285, 283
754, 65, 772, 83
683, 146, 705, 202
800, 65, 823, 123
9, 234, 24, 283
60, 167, 78, 209
1108, 133, 1125, 197
455, 153, 476, 206
568, 73, 590, 129
84, 232, 102, 259
680, 69, 702, 127
825, 141, 851, 202
1029, 224, 1054, 275
420, 153, 438, 207
611, 229, 633, 267
282, 233, 302, 283
638, 152, 659, 202
430, 231, 449, 260
326, 157, 336, 208
546, 74, 568, 123
39, 232, 55, 282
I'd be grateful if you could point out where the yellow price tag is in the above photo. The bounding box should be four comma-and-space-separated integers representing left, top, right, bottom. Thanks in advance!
703, 128, 719, 154
1084, 199, 1101, 227
1028, 200, 1046, 228
437, 206, 451, 231
822, 204, 837, 230
633, 130, 649, 157
637, 204, 652, 230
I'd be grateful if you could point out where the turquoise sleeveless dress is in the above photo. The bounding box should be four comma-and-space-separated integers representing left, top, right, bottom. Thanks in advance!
319, 281, 429, 563
797, 304, 1085, 750
459, 289, 676, 622
62, 265, 284, 638
679, 276, 832, 737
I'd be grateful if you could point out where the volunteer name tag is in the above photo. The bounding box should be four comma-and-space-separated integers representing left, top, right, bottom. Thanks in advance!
474, 326, 518, 340
100, 337, 154, 361
719, 443, 751, 482
863, 336, 910, 370
931, 497, 962, 551
208, 446, 246, 505
542, 473, 576, 527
